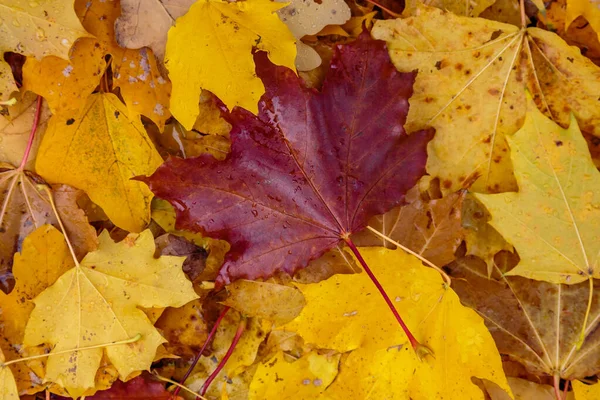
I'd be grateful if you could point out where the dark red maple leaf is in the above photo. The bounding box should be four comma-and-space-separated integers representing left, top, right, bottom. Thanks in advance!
142, 32, 434, 287
53, 375, 175, 400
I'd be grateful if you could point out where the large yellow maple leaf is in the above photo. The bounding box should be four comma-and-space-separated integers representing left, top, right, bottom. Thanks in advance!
475, 97, 600, 284
166, 0, 297, 129
281, 247, 511, 399
23, 229, 198, 397
372, 6, 600, 194
35, 92, 163, 232
0, 0, 89, 103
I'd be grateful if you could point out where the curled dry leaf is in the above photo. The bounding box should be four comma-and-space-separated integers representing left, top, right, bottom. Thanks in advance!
0, 0, 90, 102
276, 0, 351, 71
0, 165, 97, 293
475, 96, 600, 283
0, 91, 50, 169
35, 93, 163, 233
249, 351, 340, 399
143, 32, 433, 287
222, 280, 306, 325
449, 255, 600, 382
165, 0, 297, 128
372, 5, 600, 194
23, 230, 198, 397
115, 0, 196, 61
281, 247, 511, 399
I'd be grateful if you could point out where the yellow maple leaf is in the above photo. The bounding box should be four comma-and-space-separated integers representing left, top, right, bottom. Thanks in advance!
166, 0, 297, 128
566, 0, 600, 41
35, 92, 163, 232
0, 348, 18, 400
0, 0, 89, 103
573, 380, 600, 399
23, 229, 198, 397
475, 96, 600, 284
281, 247, 511, 399
22, 0, 172, 130
249, 351, 340, 399
0, 225, 73, 394
372, 6, 600, 194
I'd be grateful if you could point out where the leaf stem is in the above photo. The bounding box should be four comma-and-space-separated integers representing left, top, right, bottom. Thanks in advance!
41, 186, 80, 267
553, 374, 562, 400
150, 371, 208, 400
1, 334, 141, 367
563, 380, 570, 399
344, 238, 432, 358
363, 0, 401, 18
200, 316, 247, 396
576, 278, 594, 350
366, 225, 451, 287
18, 95, 43, 171
519, 0, 527, 28
173, 306, 231, 398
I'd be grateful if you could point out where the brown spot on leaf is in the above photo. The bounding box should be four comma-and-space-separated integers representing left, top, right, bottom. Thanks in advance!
443, 180, 453, 189
488, 88, 500, 96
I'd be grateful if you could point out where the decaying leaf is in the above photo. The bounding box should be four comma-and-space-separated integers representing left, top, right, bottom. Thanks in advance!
23, 230, 198, 397
154, 298, 208, 358
0, 91, 50, 169
35, 92, 163, 233
372, 6, 600, 193
0, 165, 97, 293
165, 0, 297, 128
249, 351, 340, 399
352, 185, 466, 267
282, 247, 511, 399
222, 280, 306, 325
0, 0, 89, 102
115, 0, 195, 61
276, 0, 350, 71
475, 96, 600, 283
449, 254, 600, 383
143, 32, 433, 286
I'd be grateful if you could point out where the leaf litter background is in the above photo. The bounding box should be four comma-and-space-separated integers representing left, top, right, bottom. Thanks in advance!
1, 0, 600, 399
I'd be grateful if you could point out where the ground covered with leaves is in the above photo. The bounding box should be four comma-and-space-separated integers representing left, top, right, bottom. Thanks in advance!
1, 0, 600, 399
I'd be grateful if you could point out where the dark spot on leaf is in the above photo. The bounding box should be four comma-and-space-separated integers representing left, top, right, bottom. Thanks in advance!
490, 29, 503, 41
488, 88, 500, 96
555, 140, 563, 147
66, 118, 75, 125
114, 111, 120, 118
443, 180, 452, 189
455, 63, 463, 71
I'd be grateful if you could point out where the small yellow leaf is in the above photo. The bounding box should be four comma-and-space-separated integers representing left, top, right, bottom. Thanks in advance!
0, 0, 90, 102
249, 351, 340, 399
282, 247, 511, 399
222, 280, 306, 324
35, 92, 163, 232
166, 0, 297, 128
23, 229, 198, 397
0, 225, 73, 394
566, 0, 600, 40
573, 380, 600, 399
0, 349, 18, 400
475, 96, 600, 284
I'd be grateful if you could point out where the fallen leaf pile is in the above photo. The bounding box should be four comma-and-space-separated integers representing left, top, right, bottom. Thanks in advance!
1, 0, 600, 399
